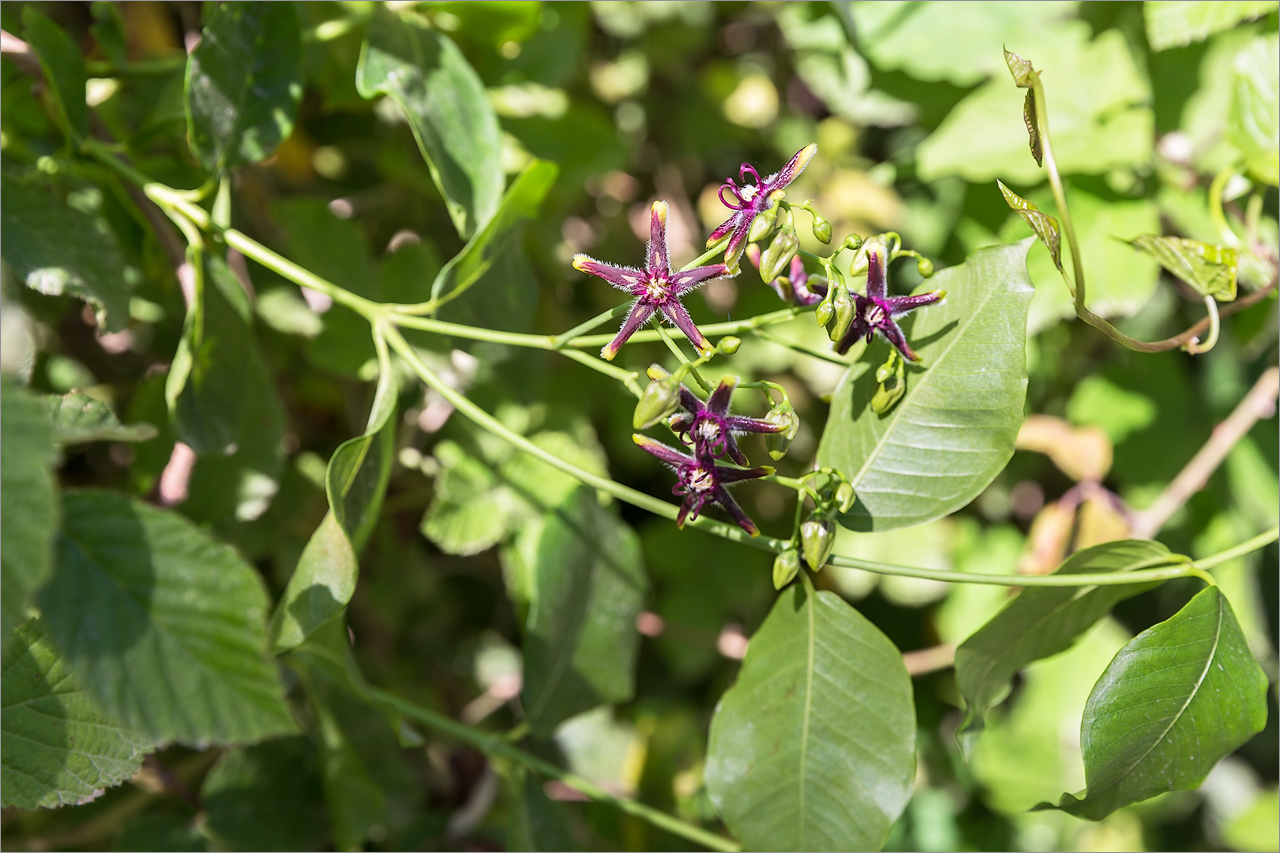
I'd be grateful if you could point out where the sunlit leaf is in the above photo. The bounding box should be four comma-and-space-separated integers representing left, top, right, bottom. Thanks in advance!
1228, 33, 1280, 187
817, 240, 1034, 531
21, 7, 87, 141
1044, 586, 1269, 819
1126, 234, 1239, 301
1, 619, 152, 810
998, 180, 1062, 272
42, 391, 158, 445
1145, 1, 1278, 51
185, 1, 303, 173
705, 584, 915, 851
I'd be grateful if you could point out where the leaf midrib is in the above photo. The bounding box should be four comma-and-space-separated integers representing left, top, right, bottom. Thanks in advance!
797, 586, 816, 849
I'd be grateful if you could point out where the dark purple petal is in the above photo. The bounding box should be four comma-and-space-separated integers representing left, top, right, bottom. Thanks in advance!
724, 415, 784, 434
647, 200, 672, 273
632, 434, 692, 468
877, 318, 921, 362
715, 463, 774, 485
834, 317, 874, 355
887, 289, 946, 316
601, 300, 658, 361
707, 212, 744, 247
864, 246, 887, 301
660, 300, 713, 356
573, 254, 645, 293
670, 263, 732, 296
677, 387, 704, 416
764, 143, 817, 191
706, 376, 738, 416
720, 433, 749, 467
714, 487, 760, 537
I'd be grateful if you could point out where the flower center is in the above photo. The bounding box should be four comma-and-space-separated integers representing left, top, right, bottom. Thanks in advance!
685, 465, 716, 493
645, 274, 670, 301
739, 184, 758, 202
864, 302, 887, 327
695, 419, 722, 444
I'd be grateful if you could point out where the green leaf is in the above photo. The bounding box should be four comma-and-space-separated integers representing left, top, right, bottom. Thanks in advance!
817, 240, 1034, 532
421, 440, 515, 556
1228, 34, 1280, 187
506, 767, 575, 852
114, 815, 209, 852
1126, 234, 1239, 301
0, 173, 131, 332
919, 31, 1152, 183
202, 737, 328, 851
21, 7, 88, 141
185, 1, 303, 173
1, 381, 58, 651
1002, 48, 1045, 168
1045, 586, 1270, 820
270, 371, 396, 654
522, 487, 648, 736
1, 619, 152, 810
1145, 1, 1279, 51
39, 490, 296, 745
998, 180, 1062, 273
430, 159, 558, 316
356, 5, 503, 238
42, 391, 158, 445
705, 584, 916, 851
955, 540, 1181, 749
166, 252, 285, 459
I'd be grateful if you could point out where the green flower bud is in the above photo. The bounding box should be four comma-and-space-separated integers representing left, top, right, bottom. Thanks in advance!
835, 482, 856, 514
646, 364, 671, 382
764, 404, 800, 461
760, 230, 800, 285
801, 513, 836, 572
717, 336, 742, 355
815, 298, 834, 327
748, 203, 779, 244
842, 234, 863, 252
812, 214, 833, 244
827, 284, 855, 341
871, 349, 906, 415
917, 257, 935, 278
633, 374, 683, 429
772, 548, 801, 590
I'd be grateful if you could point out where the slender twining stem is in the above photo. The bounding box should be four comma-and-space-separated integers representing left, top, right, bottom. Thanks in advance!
548, 303, 633, 348
1184, 295, 1221, 354
654, 322, 711, 392
566, 307, 804, 348
1193, 527, 1280, 571
1208, 167, 1241, 248
560, 348, 645, 397
755, 328, 849, 365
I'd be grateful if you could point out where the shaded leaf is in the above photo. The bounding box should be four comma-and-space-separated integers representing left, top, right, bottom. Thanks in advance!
1, 619, 151, 810
185, 1, 303, 173
0, 173, 131, 332
955, 540, 1182, 750
1126, 234, 1239, 301
1145, 1, 1279, 51
39, 491, 296, 745
421, 440, 514, 556
817, 240, 1034, 532
998, 180, 1062, 273
1228, 33, 1280, 187
114, 815, 209, 852
21, 7, 87, 140
356, 5, 503, 237
42, 391, 158, 445
705, 584, 915, 851
202, 737, 328, 851
1, 381, 58, 650
1044, 586, 1269, 819
506, 767, 575, 852
522, 488, 648, 736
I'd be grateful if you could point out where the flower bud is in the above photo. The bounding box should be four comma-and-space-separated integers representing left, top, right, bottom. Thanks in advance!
871, 349, 906, 415
718, 336, 742, 355
827, 284, 855, 341
801, 513, 836, 572
764, 404, 800, 461
811, 214, 833, 244
814, 298, 834, 327
646, 364, 671, 382
748, 203, 779, 244
842, 234, 863, 252
633, 374, 683, 429
917, 257, 935, 278
772, 548, 801, 590
760, 230, 800, 285
835, 482, 856, 514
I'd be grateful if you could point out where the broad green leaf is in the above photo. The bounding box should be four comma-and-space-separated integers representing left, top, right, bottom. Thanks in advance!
39, 490, 296, 745
1126, 235, 1239, 301
21, 7, 87, 141
705, 584, 916, 851
1145, 1, 1278, 51
0, 173, 131, 332
998, 181, 1062, 273
356, 5, 503, 238
202, 737, 328, 851
1, 619, 151, 810
522, 487, 648, 736
919, 31, 1152, 183
1045, 586, 1270, 820
270, 370, 396, 653
421, 440, 515, 555
166, 253, 285, 459
817, 240, 1034, 532
114, 815, 210, 852
1, 381, 58, 650
506, 767, 575, 852
42, 391, 158, 445
185, 1, 303, 173
955, 540, 1181, 749
1228, 34, 1280, 187
430, 159, 558, 312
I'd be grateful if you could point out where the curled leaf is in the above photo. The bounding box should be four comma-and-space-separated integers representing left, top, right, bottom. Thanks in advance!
998, 180, 1063, 274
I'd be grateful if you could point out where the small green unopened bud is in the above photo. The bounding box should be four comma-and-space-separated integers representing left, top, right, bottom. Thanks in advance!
917, 257, 935, 278
871, 349, 906, 415
772, 549, 801, 590
835, 482, 856, 513
748, 203, 779, 244
814, 299, 834, 327
764, 404, 800, 461
760, 230, 800, 284
828, 284, 854, 341
801, 513, 836, 572
717, 336, 742, 355
633, 375, 682, 429
842, 234, 864, 252
812, 215, 833, 244
646, 364, 671, 382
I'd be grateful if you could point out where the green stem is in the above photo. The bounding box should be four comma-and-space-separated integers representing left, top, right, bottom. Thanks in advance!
1208, 168, 1241, 248
654, 322, 711, 392
549, 303, 632, 349
1184, 296, 1220, 354
566, 307, 803, 349
560, 347, 644, 397
754, 328, 848, 366
1192, 526, 1279, 571
1028, 72, 1086, 311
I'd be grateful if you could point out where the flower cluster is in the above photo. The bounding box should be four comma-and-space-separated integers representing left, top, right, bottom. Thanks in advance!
833, 245, 945, 362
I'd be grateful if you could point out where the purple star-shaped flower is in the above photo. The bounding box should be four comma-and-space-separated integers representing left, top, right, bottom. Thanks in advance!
668, 375, 783, 466
573, 201, 733, 361
633, 434, 773, 536
834, 245, 946, 362
708, 143, 817, 266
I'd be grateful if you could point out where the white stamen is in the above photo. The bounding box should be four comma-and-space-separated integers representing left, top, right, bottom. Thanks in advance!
645, 274, 669, 301
864, 303, 886, 326
740, 185, 758, 201
695, 420, 722, 443
687, 466, 716, 492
